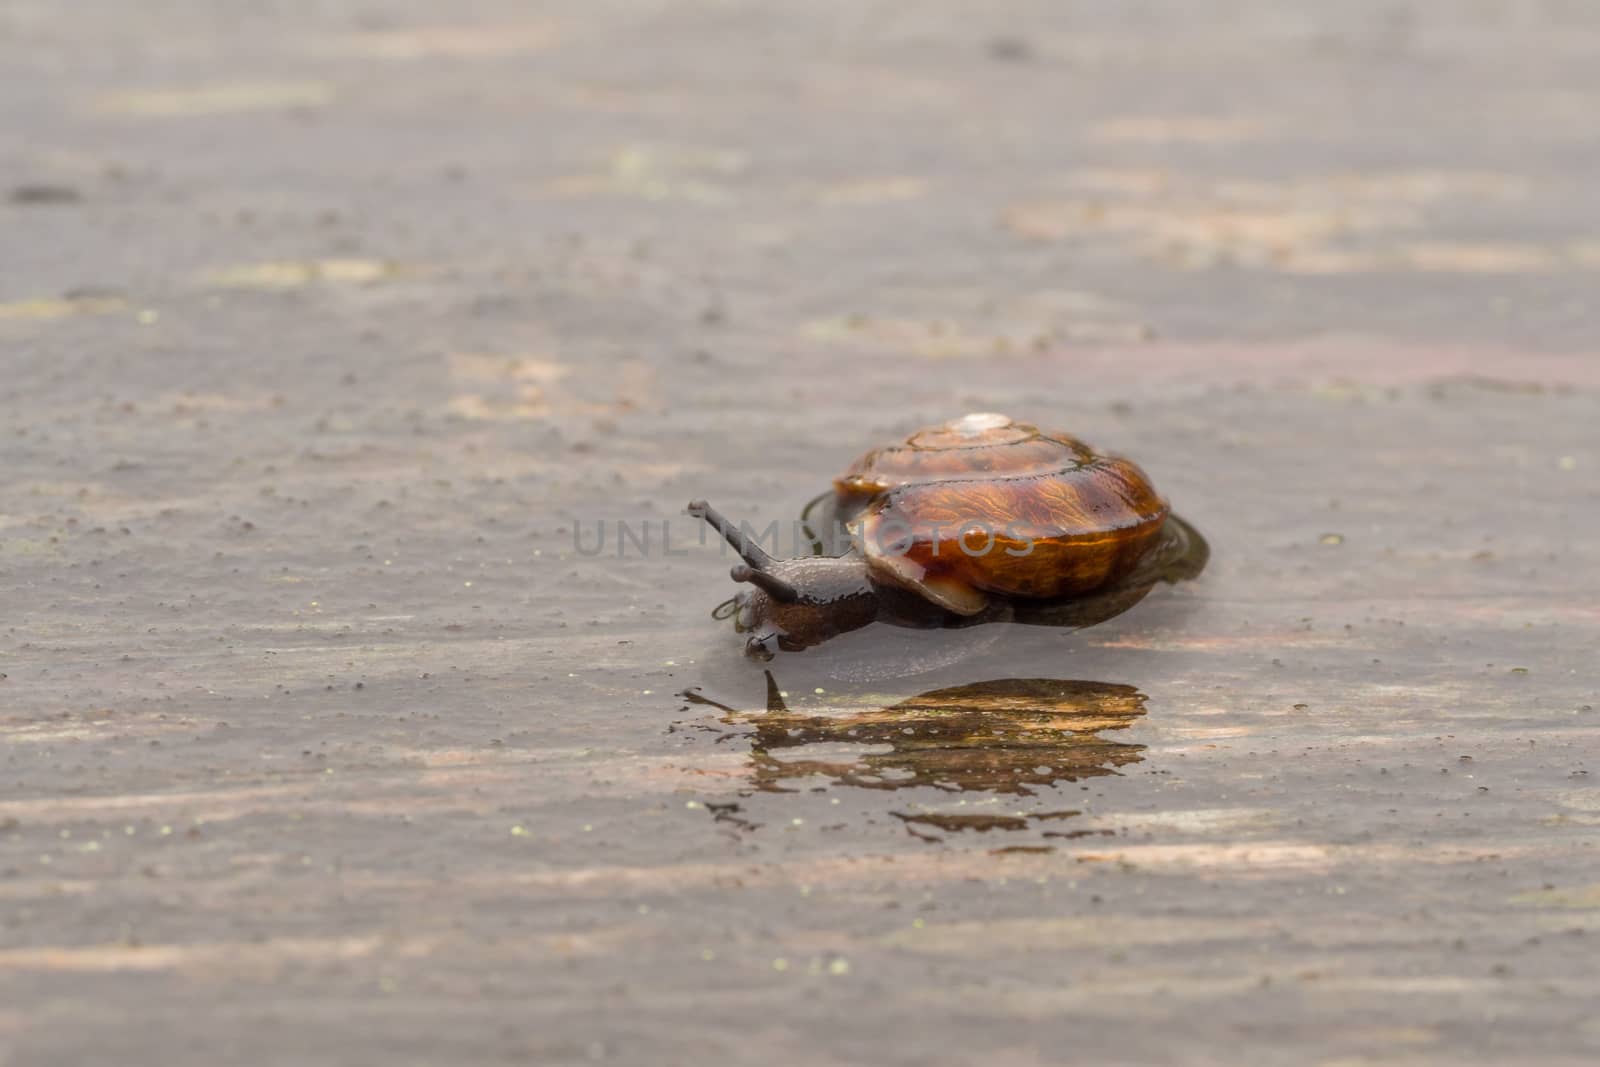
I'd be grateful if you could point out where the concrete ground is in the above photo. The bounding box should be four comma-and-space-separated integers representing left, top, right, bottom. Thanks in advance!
2, 2, 1598, 1064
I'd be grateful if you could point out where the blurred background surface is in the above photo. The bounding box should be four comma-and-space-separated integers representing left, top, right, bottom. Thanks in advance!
2, 3, 1597, 1065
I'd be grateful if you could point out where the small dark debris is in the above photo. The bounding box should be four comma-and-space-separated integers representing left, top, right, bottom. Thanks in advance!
986, 36, 1033, 62
10, 184, 82, 204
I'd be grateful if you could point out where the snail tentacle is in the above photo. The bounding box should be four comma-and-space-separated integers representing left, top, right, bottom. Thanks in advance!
730, 563, 799, 603
687, 499, 777, 569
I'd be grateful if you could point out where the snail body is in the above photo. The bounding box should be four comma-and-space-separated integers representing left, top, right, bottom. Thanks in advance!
690, 413, 1188, 659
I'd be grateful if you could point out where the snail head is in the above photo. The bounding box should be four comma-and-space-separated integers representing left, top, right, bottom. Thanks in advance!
688, 500, 878, 659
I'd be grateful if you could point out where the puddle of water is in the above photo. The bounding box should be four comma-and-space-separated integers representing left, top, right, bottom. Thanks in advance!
681, 673, 1147, 844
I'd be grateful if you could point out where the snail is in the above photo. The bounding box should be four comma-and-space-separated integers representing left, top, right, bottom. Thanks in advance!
688, 412, 1205, 659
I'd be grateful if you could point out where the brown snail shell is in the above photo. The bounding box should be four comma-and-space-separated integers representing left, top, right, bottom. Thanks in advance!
835, 412, 1169, 614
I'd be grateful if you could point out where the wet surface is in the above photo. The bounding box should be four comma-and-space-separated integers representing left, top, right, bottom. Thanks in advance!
682, 675, 1147, 842
3, 2, 1600, 1065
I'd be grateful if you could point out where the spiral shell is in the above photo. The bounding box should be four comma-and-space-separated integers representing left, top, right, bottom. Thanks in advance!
833, 413, 1169, 615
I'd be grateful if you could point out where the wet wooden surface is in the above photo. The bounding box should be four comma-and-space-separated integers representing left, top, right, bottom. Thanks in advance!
2, 2, 1598, 1064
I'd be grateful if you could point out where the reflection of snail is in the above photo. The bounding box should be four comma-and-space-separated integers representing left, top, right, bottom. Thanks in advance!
689, 413, 1205, 658
683, 674, 1147, 802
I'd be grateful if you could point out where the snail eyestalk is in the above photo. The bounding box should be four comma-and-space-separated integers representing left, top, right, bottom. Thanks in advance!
687, 499, 775, 569
730, 563, 799, 603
